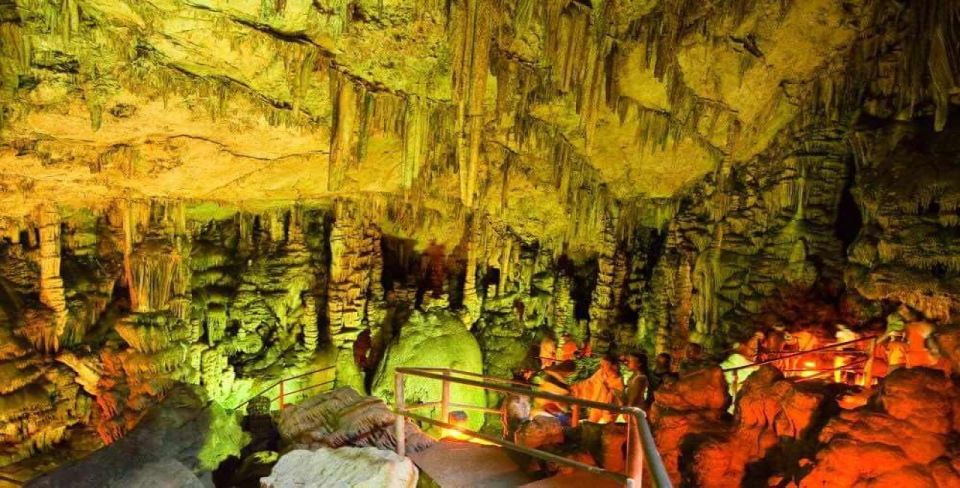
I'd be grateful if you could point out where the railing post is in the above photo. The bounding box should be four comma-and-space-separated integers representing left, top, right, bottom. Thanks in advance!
626, 413, 643, 488
395, 371, 406, 457
278, 380, 285, 410
862, 337, 878, 387
441, 369, 450, 425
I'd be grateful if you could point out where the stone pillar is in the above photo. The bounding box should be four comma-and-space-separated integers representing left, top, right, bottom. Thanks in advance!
36, 204, 67, 352
589, 213, 617, 351
328, 201, 384, 391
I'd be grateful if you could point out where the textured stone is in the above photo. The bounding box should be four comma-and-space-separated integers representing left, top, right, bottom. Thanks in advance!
261, 447, 418, 488
278, 387, 434, 454
801, 368, 960, 488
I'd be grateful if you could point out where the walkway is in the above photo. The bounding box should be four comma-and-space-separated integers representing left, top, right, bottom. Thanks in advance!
412, 440, 620, 488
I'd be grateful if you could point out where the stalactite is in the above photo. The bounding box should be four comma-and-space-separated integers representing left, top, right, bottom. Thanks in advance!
205, 304, 228, 345
122, 202, 138, 311
328, 70, 359, 192
673, 256, 693, 342
129, 240, 180, 314
450, 0, 494, 207
301, 294, 319, 351
401, 97, 426, 189
200, 347, 233, 402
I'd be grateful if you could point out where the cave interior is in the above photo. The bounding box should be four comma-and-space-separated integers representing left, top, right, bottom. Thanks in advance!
1, 0, 960, 487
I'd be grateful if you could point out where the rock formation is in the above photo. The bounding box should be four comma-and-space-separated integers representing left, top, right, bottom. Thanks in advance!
801, 368, 960, 488
0, 0, 958, 486
649, 366, 731, 485
26, 385, 244, 488
261, 447, 419, 488
372, 309, 486, 430
278, 387, 434, 453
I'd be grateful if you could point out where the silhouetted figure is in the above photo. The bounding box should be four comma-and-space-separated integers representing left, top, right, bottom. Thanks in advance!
647, 353, 678, 405
679, 342, 709, 373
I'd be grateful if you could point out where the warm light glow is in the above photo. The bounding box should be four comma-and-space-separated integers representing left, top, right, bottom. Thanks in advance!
439, 412, 493, 445
800, 360, 818, 378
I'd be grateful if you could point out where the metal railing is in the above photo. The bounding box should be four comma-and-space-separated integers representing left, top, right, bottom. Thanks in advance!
724, 335, 880, 392
231, 365, 336, 412
392, 367, 673, 488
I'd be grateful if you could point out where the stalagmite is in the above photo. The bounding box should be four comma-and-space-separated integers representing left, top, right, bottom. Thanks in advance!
34, 206, 67, 352
589, 212, 618, 349
327, 201, 384, 390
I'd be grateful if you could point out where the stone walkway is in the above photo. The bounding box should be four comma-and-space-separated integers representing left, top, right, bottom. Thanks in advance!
411, 440, 621, 488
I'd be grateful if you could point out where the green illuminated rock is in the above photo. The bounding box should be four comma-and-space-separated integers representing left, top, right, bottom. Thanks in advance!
372, 310, 486, 431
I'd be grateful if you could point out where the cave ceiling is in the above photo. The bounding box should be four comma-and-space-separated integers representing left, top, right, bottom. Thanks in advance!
0, 0, 952, 251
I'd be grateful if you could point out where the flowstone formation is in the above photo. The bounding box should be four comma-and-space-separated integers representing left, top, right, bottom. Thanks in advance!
0, 0, 959, 486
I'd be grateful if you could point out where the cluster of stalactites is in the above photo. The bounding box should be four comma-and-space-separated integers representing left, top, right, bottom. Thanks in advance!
328, 68, 456, 192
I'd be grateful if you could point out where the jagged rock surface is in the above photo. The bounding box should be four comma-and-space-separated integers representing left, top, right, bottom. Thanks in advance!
278, 387, 434, 453
801, 368, 960, 488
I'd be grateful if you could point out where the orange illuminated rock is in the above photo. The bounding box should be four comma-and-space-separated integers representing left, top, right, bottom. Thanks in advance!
650, 366, 731, 485
801, 368, 960, 488
691, 366, 824, 488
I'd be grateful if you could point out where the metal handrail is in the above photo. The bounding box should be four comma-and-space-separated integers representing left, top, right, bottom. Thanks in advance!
723, 335, 881, 392
722, 335, 878, 373
392, 367, 673, 488
231, 365, 336, 411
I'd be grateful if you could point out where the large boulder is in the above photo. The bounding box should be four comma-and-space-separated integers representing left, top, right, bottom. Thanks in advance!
649, 366, 731, 485
691, 366, 825, 488
879, 367, 960, 435
27, 385, 246, 487
801, 368, 960, 488
278, 387, 434, 453
514, 415, 564, 451
372, 310, 486, 431
113, 460, 204, 488
261, 447, 418, 488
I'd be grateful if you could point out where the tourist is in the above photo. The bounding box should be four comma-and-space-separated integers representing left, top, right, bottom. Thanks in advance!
783, 328, 818, 374
539, 333, 558, 369
834, 324, 860, 383
721, 342, 757, 401
879, 305, 911, 372
886, 331, 909, 372
533, 360, 576, 420
679, 342, 709, 373
571, 354, 624, 423
905, 319, 937, 368
624, 352, 650, 409
647, 353, 679, 404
